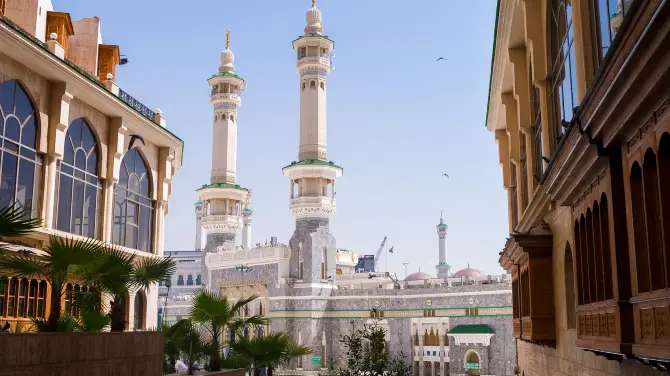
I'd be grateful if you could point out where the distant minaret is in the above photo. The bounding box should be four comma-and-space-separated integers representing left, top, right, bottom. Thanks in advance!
194, 201, 204, 250
436, 210, 451, 278
198, 30, 249, 252
241, 190, 253, 249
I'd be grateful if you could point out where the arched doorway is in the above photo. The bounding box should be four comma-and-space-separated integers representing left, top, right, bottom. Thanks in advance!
134, 290, 146, 330
465, 351, 480, 375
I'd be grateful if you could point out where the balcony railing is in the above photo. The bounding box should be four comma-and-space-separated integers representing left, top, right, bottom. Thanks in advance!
119, 88, 156, 120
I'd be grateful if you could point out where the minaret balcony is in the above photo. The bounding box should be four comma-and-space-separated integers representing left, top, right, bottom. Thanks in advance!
210, 92, 241, 106
297, 55, 331, 68
289, 196, 336, 219
201, 214, 242, 233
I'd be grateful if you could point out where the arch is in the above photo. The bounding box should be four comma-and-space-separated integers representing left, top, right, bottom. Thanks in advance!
0, 79, 42, 216
222, 113, 227, 121
196, 274, 201, 285
243, 326, 250, 338
112, 148, 155, 252
256, 326, 264, 338
659, 133, 670, 280
564, 242, 576, 329
230, 115, 235, 122
310, 80, 316, 89
177, 275, 184, 285
134, 290, 146, 330
187, 274, 194, 286
630, 162, 651, 293
55, 117, 101, 238
574, 219, 584, 305
579, 214, 590, 303
585, 208, 599, 302
320, 81, 325, 90
643, 148, 665, 290
464, 349, 481, 375
599, 194, 614, 300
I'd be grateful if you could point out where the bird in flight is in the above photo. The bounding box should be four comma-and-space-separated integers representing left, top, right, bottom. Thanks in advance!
436, 57, 447, 62
442, 173, 450, 178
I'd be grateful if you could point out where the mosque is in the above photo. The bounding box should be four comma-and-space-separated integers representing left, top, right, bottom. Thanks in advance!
160, 2, 516, 375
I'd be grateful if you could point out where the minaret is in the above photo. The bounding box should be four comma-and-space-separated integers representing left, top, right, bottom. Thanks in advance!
283, 2, 341, 371
194, 201, 204, 250
198, 30, 249, 253
241, 190, 253, 249
436, 210, 451, 278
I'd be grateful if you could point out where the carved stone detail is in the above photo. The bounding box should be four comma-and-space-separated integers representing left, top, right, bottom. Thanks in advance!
572, 170, 607, 212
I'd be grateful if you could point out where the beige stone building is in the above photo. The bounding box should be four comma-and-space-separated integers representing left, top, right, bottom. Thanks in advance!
0, 0, 183, 330
486, 0, 670, 375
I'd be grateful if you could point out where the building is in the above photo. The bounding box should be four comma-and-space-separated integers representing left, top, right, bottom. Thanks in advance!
0, 0, 183, 330
157, 249, 203, 326
486, 0, 670, 375
190, 3, 517, 375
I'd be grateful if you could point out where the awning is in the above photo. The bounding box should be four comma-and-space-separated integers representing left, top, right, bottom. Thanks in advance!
448, 324, 495, 346
448, 324, 494, 334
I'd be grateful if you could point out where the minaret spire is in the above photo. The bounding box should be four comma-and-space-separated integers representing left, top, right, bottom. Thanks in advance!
225, 29, 230, 50
436, 211, 450, 278
312, 0, 316, 8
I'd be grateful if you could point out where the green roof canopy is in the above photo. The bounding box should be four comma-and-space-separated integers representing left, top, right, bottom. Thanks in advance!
196, 183, 249, 192
211, 71, 245, 81
282, 159, 343, 170
448, 324, 494, 335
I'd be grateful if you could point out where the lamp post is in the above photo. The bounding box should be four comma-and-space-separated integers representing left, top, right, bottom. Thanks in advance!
402, 262, 410, 279
160, 278, 171, 329
234, 265, 252, 317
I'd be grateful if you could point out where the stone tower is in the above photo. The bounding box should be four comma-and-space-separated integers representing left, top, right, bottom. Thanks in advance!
198, 30, 249, 253
282, 2, 342, 370
194, 201, 204, 250
241, 190, 253, 249
435, 211, 451, 278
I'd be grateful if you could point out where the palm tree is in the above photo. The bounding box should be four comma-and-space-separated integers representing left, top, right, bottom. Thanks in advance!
0, 233, 105, 332
161, 323, 180, 374
170, 319, 216, 375
0, 204, 41, 238
189, 289, 268, 371
230, 332, 312, 376
80, 247, 176, 331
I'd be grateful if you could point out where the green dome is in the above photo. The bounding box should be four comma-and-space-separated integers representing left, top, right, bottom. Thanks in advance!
194, 200, 203, 205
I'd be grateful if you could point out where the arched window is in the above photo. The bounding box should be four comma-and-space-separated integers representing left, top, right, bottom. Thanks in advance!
186, 274, 194, 285
550, 0, 577, 144
302, 82, 306, 90
0, 80, 42, 216
310, 80, 316, 89
37, 281, 47, 317
630, 162, 651, 293
320, 81, 325, 90
112, 148, 154, 252
230, 115, 234, 122
196, 274, 201, 285
257, 326, 264, 338
64, 283, 74, 315
564, 242, 576, 329
55, 118, 100, 238
643, 149, 665, 291
659, 134, 670, 281
243, 326, 250, 338
465, 351, 480, 375
600, 194, 614, 300
177, 275, 184, 286
134, 290, 145, 330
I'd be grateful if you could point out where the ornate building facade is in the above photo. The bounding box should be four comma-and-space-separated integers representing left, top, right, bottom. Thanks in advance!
0, 0, 183, 330
486, 0, 670, 375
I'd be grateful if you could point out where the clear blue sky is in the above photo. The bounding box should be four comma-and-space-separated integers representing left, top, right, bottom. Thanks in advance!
59, 0, 506, 277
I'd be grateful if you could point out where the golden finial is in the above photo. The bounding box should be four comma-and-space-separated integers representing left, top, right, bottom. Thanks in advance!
440, 209, 444, 218
226, 30, 230, 50
312, 0, 316, 8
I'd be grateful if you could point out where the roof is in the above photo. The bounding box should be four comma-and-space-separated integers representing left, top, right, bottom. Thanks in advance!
453, 267, 484, 278
405, 271, 434, 281
293, 33, 335, 47
448, 324, 494, 335
194, 200, 203, 205
196, 183, 249, 192
437, 223, 447, 227
282, 159, 343, 170
210, 71, 245, 81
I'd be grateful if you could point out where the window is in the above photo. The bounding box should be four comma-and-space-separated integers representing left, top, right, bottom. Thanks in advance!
177, 275, 184, 286
0, 80, 42, 217
196, 274, 201, 285
299, 261, 304, 280
320, 82, 325, 90
531, 62, 544, 187
590, 0, 632, 64
520, 131, 529, 209
0, 1, 5, 16
134, 290, 145, 330
230, 115, 235, 122
321, 262, 326, 279
112, 148, 154, 252
310, 80, 316, 89
55, 118, 101, 238
511, 162, 519, 228
187, 274, 194, 286
370, 309, 384, 318
258, 301, 263, 316
17, 278, 27, 317
550, 0, 577, 144
64, 283, 73, 316
564, 243, 576, 329
423, 309, 436, 317
466, 308, 479, 316
37, 281, 46, 318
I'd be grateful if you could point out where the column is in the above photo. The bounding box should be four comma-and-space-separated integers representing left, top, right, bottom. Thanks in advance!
104, 118, 127, 241
44, 83, 73, 228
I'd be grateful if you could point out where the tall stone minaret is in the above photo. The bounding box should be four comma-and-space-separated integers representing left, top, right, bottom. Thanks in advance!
436, 211, 451, 278
241, 190, 253, 249
283, 2, 341, 371
199, 30, 249, 253
194, 201, 204, 250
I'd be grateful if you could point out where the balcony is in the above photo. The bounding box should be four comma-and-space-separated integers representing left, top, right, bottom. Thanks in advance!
289, 196, 336, 219
297, 55, 331, 67
210, 92, 241, 104
631, 292, 670, 361
201, 214, 242, 233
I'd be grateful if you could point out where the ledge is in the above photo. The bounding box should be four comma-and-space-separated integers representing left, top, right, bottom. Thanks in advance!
196, 183, 249, 192
282, 159, 343, 171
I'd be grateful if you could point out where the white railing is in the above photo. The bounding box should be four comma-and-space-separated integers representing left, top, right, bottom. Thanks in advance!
289, 196, 335, 206
206, 246, 291, 264
202, 215, 241, 223
298, 56, 331, 66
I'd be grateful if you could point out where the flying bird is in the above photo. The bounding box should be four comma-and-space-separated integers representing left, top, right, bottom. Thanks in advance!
442, 173, 450, 178
436, 57, 447, 62
128, 134, 146, 150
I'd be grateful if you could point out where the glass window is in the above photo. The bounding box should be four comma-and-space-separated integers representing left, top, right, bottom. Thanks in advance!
112, 149, 154, 252
551, 0, 578, 145
134, 291, 145, 330
591, 0, 632, 63
196, 274, 201, 285
177, 275, 184, 286
186, 274, 193, 286
0, 80, 42, 217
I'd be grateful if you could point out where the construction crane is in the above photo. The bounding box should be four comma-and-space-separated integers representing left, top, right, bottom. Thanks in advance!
373, 236, 387, 272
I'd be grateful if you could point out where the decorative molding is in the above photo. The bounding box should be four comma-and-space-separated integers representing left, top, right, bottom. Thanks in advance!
571, 169, 606, 213
627, 96, 670, 152
268, 290, 512, 301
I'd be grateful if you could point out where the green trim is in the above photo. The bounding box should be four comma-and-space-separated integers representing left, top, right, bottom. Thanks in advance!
0, 16, 185, 164
293, 33, 335, 48
448, 324, 495, 334
270, 305, 512, 313
196, 183, 249, 192
194, 200, 203, 205
269, 314, 513, 319
484, 0, 501, 128
282, 159, 343, 171
210, 71, 245, 81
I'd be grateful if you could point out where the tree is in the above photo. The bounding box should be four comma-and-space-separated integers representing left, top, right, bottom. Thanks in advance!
335, 320, 412, 376
80, 247, 176, 331
189, 289, 268, 371
229, 331, 312, 376
169, 319, 217, 375
161, 323, 181, 374
0, 233, 105, 332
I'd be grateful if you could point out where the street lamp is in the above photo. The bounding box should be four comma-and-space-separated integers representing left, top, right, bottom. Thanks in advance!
160, 278, 171, 329
234, 265, 253, 314
402, 262, 410, 279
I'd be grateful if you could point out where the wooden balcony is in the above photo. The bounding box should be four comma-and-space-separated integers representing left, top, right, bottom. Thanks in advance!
575, 300, 633, 356
631, 291, 670, 361
513, 318, 521, 338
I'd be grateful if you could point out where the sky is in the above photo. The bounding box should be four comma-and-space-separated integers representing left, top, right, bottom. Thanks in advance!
58, 0, 507, 278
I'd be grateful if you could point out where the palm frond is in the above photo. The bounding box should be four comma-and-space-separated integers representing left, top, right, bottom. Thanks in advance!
132, 256, 176, 290
79, 246, 134, 296
0, 204, 41, 237
229, 294, 260, 316
0, 252, 47, 279
45, 235, 105, 270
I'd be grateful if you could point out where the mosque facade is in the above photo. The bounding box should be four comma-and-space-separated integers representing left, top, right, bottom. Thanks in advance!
161, 3, 517, 375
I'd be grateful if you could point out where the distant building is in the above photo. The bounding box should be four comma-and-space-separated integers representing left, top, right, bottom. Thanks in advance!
355, 255, 375, 273
0, 0, 183, 331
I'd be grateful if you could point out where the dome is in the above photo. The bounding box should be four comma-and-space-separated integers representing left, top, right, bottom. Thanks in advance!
304, 4, 323, 34
453, 267, 484, 278
405, 271, 435, 281
220, 48, 235, 72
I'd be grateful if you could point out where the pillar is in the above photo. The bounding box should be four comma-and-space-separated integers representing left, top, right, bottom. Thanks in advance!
103, 118, 127, 241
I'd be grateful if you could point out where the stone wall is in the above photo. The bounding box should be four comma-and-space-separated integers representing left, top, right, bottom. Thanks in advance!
288, 218, 336, 283
0, 332, 163, 375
